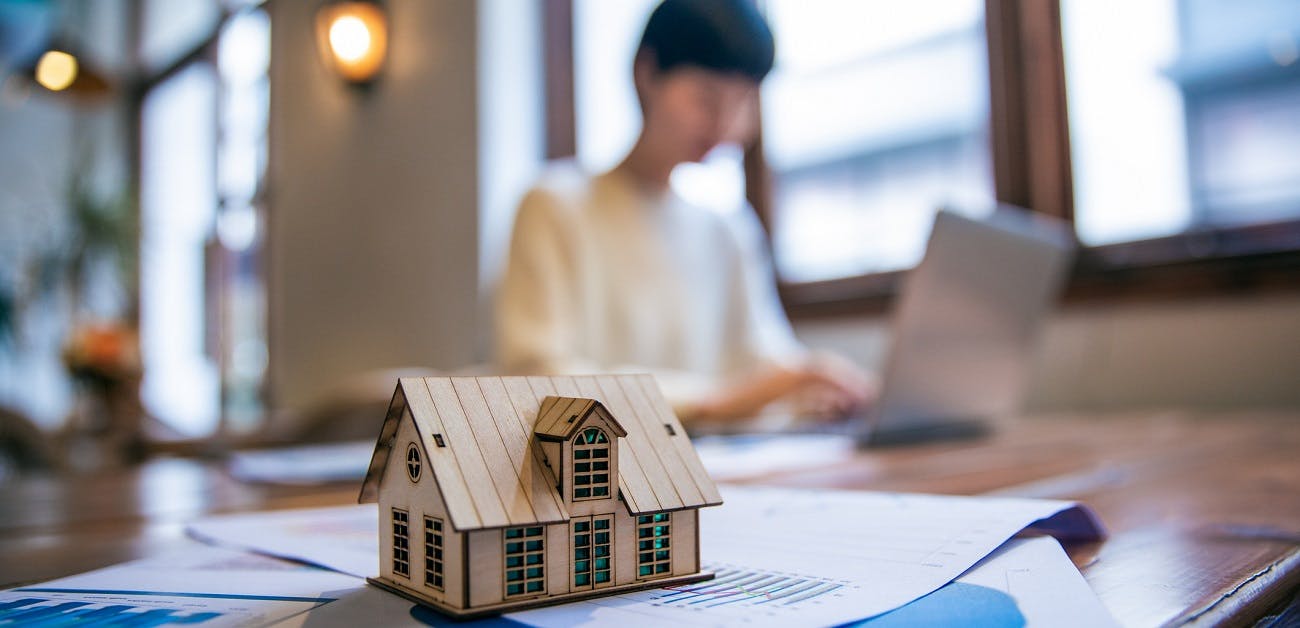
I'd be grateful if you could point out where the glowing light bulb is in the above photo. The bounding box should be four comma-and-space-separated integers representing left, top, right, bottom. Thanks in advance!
329, 15, 372, 63
35, 50, 78, 91
317, 3, 387, 83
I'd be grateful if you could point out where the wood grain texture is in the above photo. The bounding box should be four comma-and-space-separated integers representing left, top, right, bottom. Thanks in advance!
628, 374, 723, 505
448, 377, 549, 527
574, 375, 682, 511
1, 411, 1296, 627
594, 375, 700, 507
477, 377, 567, 523
423, 378, 511, 529
400, 379, 482, 531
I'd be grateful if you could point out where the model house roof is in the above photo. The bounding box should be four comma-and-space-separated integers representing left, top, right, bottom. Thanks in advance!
358, 374, 722, 532
533, 396, 628, 441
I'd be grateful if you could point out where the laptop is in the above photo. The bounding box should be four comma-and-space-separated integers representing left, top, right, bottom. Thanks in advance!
857, 206, 1076, 447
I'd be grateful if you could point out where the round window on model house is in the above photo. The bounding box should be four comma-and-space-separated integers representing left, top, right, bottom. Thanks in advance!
406, 442, 422, 482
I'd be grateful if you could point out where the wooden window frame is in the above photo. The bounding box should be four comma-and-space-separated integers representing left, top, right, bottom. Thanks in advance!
503, 525, 546, 597
571, 427, 611, 501
543, 0, 1300, 318
424, 516, 445, 591
572, 515, 613, 589
635, 512, 671, 580
406, 442, 422, 482
392, 508, 410, 578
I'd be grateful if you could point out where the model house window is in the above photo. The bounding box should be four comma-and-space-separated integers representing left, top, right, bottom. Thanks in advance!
636, 512, 671, 578
392, 509, 410, 577
504, 526, 545, 596
573, 516, 612, 589
424, 516, 444, 591
406, 443, 422, 482
572, 428, 611, 500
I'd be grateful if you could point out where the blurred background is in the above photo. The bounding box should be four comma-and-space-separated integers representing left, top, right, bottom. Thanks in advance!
0, 0, 1298, 475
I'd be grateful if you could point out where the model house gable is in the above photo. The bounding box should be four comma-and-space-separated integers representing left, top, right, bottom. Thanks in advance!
533, 396, 628, 442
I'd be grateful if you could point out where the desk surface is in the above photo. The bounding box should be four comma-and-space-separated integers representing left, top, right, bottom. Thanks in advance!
1, 411, 1297, 627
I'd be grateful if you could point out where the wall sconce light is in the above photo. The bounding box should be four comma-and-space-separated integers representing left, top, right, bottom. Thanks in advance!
35, 50, 78, 91
316, 1, 388, 85
23, 45, 111, 100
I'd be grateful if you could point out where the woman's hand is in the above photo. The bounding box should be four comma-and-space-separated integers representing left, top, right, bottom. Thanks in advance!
681, 353, 877, 423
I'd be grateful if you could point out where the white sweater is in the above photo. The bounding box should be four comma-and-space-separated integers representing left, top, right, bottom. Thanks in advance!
494, 166, 805, 408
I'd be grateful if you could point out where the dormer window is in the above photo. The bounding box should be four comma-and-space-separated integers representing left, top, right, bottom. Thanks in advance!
572, 427, 610, 500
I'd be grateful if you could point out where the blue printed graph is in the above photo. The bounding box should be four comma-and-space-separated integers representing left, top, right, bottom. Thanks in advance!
0, 588, 334, 628
0, 596, 221, 627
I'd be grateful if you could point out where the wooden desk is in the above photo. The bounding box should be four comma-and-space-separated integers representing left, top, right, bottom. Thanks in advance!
1, 411, 1297, 626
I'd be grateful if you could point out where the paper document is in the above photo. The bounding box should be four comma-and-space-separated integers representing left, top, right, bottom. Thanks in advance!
0, 536, 1111, 627
851, 536, 1117, 627
188, 504, 379, 578
0, 546, 358, 628
228, 441, 375, 485
188, 485, 1102, 626
507, 486, 1103, 626
269, 536, 1114, 627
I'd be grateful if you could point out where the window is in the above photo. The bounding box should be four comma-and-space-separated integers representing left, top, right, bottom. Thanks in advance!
392, 509, 410, 577
504, 526, 545, 597
424, 516, 444, 591
213, 7, 271, 432
140, 61, 221, 436
573, 516, 612, 589
1062, 0, 1300, 245
636, 512, 671, 579
406, 442, 422, 482
138, 4, 270, 438
566, 0, 996, 282
761, 0, 995, 281
572, 427, 611, 500
551, 0, 1300, 310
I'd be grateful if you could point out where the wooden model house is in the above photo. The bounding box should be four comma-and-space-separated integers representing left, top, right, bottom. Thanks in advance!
358, 374, 723, 618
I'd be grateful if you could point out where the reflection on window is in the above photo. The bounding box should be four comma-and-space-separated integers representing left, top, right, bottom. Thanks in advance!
763, 0, 994, 282
1063, 0, 1300, 245
140, 6, 269, 438
216, 8, 270, 432
141, 62, 220, 436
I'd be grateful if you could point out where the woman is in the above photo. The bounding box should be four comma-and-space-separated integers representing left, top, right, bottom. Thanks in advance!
496, 0, 873, 424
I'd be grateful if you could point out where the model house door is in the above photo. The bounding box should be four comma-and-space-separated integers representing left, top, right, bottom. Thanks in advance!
571, 515, 613, 590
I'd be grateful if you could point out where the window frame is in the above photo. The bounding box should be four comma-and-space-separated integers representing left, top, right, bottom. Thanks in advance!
392, 508, 410, 578
544, 0, 1300, 316
571, 427, 612, 501
635, 512, 672, 580
572, 515, 613, 589
503, 525, 546, 597
424, 515, 445, 591
406, 442, 422, 482
129, 4, 273, 446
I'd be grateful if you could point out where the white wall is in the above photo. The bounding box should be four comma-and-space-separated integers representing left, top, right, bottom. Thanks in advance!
794, 294, 1300, 412
268, 0, 483, 411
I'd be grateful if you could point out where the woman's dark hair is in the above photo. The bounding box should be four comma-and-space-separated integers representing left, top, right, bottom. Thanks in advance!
637, 0, 775, 82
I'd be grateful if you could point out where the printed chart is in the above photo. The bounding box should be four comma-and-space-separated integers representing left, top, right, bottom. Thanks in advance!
648, 564, 848, 610
0, 588, 332, 628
